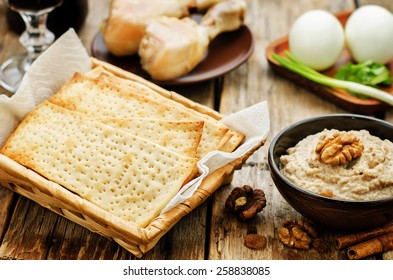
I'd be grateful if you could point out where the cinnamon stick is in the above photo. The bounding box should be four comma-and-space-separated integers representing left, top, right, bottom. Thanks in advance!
347, 232, 393, 260
335, 223, 393, 249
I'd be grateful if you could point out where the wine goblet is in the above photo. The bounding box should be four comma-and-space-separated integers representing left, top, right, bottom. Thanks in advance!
0, 0, 64, 93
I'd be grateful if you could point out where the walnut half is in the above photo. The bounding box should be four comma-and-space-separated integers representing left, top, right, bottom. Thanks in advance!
278, 219, 318, 250
315, 132, 364, 165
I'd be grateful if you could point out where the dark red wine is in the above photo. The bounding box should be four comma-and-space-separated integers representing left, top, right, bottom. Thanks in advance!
7, 0, 64, 12
6, 0, 88, 38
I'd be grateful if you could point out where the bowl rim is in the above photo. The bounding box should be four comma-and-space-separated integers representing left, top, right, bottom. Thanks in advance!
268, 113, 393, 204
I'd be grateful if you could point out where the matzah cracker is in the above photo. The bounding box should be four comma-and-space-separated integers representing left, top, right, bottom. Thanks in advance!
0, 101, 198, 227
99, 117, 203, 158
219, 131, 245, 152
50, 73, 229, 158
87, 66, 245, 153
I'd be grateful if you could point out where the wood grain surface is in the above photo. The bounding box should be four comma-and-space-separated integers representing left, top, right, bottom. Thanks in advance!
0, 0, 392, 260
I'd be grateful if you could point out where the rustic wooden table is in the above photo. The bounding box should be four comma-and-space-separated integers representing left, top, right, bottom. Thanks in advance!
0, 0, 392, 260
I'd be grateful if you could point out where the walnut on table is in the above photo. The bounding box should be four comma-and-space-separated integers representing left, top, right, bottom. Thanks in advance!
225, 185, 267, 220
315, 131, 364, 165
278, 219, 318, 250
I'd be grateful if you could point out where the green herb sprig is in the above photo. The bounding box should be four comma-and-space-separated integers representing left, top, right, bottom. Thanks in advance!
272, 51, 393, 106
335, 60, 392, 87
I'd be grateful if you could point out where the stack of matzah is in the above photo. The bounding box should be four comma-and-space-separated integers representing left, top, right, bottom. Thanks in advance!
0, 67, 244, 228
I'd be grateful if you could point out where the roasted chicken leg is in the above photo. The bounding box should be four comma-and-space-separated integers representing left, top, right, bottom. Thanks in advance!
102, 0, 191, 56
102, 0, 228, 56
138, 0, 246, 81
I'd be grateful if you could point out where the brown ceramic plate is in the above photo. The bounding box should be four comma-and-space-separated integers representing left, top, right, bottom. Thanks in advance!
266, 10, 393, 115
91, 25, 254, 86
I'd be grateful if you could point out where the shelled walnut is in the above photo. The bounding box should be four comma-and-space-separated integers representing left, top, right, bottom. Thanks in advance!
315, 132, 364, 165
278, 219, 318, 250
225, 185, 266, 220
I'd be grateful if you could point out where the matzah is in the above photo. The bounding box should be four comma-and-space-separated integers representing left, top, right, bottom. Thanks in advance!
219, 131, 245, 152
87, 66, 245, 152
50, 72, 231, 158
99, 117, 203, 158
0, 101, 198, 227
88, 67, 244, 150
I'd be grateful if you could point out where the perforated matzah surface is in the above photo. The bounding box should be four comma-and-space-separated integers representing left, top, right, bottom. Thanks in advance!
0, 101, 198, 227
99, 118, 203, 158
92, 67, 244, 152
87, 67, 245, 153
50, 73, 230, 158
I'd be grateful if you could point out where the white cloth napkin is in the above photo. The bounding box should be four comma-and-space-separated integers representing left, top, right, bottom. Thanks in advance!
162, 101, 270, 213
0, 28, 270, 213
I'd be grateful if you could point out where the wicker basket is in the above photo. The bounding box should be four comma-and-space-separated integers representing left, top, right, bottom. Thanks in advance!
0, 59, 265, 258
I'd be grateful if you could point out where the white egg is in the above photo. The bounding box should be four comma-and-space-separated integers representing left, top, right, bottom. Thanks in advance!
345, 5, 393, 64
289, 10, 345, 71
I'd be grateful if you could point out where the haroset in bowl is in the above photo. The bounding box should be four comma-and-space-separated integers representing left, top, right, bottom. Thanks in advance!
268, 114, 393, 231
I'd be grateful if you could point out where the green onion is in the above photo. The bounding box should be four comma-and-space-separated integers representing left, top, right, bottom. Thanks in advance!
335, 60, 392, 87
272, 51, 393, 106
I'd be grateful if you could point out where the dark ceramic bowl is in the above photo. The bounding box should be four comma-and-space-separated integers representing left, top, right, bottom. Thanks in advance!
268, 114, 393, 231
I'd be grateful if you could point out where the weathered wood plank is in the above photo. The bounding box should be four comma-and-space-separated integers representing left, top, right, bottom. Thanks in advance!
0, 197, 56, 259
0, 187, 15, 245
78, 0, 110, 52
143, 204, 208, 260
46, 216, 132, 260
